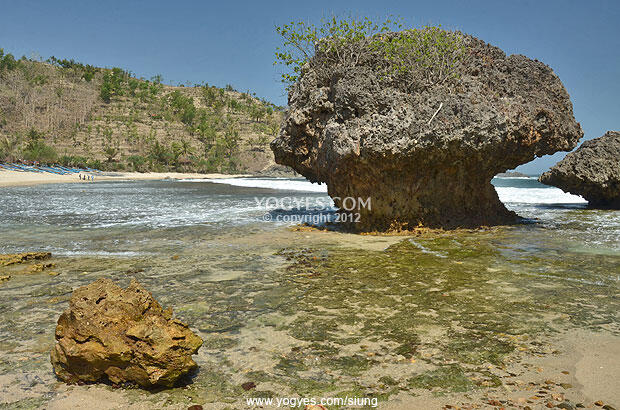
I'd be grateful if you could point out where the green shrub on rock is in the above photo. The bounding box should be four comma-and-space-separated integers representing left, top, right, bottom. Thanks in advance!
275, 16, 465, 91
370, 26, 465, 90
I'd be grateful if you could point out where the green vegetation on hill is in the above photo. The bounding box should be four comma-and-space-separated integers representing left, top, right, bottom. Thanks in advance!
0, 47, 284, 173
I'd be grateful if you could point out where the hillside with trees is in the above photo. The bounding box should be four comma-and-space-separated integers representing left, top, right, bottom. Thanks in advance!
0, 48, 287, 174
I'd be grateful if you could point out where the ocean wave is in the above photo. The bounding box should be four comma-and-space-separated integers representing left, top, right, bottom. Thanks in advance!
184, 177, 328, 192
193, 178, 587, 205
495, 187, 586, 204
493, 176, 535, 180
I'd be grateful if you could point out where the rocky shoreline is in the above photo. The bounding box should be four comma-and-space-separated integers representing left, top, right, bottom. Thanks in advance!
0, 18, 617, 410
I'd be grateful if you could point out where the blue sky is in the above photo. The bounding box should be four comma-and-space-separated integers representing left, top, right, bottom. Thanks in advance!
1, 0, 618, 173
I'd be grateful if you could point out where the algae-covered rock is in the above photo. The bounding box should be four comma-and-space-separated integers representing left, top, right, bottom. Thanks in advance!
50, 278, 203, 388
0, 253, 57, 279
271, 31, 582, 230
27, 262, 55, 273
0, 252, 51, 266
540, 131, 620, 208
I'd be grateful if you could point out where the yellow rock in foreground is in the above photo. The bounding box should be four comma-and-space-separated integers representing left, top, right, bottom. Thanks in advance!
50, 278, 203, 388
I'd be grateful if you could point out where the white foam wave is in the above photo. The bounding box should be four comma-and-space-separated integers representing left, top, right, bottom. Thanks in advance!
495, 187, 586, 204
188, 178, 587, 205
184, 178, 328, 192
55, 250, 147, 257
408, 239, 447, 258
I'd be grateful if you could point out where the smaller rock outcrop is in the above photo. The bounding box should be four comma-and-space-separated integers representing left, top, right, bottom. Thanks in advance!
0, 252, 51, 266
495, 171, 530, 178
50, 278, 203, 388
540, 131, 620, 208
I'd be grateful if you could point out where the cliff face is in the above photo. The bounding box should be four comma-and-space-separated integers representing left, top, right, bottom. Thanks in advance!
271, 32, 583, 230
0, 56, 284, 174
540, 131, 620, 208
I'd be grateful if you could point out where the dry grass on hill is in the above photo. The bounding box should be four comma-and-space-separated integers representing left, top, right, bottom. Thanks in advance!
0, 53, 287, 174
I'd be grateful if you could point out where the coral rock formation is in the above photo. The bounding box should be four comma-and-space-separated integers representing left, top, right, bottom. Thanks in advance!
271, 33, 583, 229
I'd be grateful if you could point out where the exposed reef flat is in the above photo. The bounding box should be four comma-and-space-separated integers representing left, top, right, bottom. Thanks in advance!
0, 225, 617, 408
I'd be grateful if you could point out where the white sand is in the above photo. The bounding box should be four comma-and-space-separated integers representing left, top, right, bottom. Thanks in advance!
571, 329, 620, 404
0, 169, 250, 187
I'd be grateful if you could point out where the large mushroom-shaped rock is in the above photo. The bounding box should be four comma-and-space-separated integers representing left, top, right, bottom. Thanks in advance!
540, 131, 620, 208
50, 278, 203, 388
271, 32, 583, 230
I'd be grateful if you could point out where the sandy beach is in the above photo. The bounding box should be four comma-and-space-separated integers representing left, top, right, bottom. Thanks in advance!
0, 169, 250, 188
